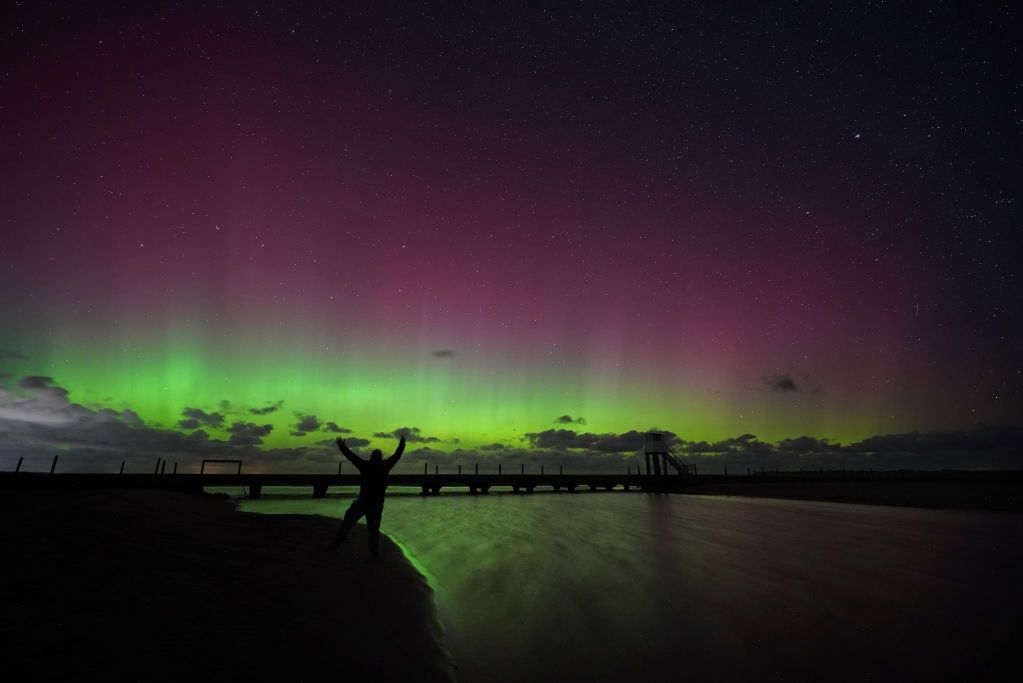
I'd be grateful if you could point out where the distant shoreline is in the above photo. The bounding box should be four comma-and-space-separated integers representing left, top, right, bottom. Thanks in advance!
674, 479, 1023, 513
1, 489, 456, 681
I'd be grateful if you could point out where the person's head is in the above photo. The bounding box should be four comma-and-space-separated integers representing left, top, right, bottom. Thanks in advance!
370, 449, 383, 463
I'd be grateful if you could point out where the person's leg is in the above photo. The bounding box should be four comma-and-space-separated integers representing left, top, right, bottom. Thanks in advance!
365, 501, 384, 556
330, 498, 365, 548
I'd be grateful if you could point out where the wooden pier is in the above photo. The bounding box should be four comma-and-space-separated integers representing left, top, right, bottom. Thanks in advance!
5, 467, 1015, 506
0, 470, 685, 497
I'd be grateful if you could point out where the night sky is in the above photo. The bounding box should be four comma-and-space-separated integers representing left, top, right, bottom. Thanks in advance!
1, 2, 1020, 471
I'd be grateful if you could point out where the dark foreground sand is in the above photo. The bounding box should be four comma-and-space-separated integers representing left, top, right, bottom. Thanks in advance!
1, 490, 456, 681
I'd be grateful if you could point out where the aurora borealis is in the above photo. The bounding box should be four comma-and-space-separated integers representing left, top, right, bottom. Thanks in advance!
1, 2, 1020, 471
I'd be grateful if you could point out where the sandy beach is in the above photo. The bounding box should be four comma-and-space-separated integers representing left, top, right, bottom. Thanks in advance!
1, 490, 455, 681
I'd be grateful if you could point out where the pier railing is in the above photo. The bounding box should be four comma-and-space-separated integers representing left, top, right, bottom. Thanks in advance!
3, 461, 1018, 498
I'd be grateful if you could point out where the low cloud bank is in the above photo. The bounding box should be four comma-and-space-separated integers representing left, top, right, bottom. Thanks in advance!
0, 374, 1019, 473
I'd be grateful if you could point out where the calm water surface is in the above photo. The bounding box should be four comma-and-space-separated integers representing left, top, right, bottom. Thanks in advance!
239, 490, 1023, 681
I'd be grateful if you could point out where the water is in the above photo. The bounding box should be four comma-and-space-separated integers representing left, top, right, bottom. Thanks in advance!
239, 489, 1023, 681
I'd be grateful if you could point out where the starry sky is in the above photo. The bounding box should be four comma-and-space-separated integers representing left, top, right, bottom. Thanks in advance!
1, 2, 1020, 471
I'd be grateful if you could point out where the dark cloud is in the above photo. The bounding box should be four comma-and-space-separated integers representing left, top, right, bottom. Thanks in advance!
431, 349, 455, 358
762, 374, 798, 392
0, 375, 342, 473
554, 415, 587, 425
760, 373, 821, 394
524, 428, 677, 453
18, 375, 69, 397
846, 425, 1023, 453
249, 400, 284, 415
290, 412, 321, 437
323, 421, 352, 434
0, 351, 27, 361
775, 436, 840, 452
2, 373, 1020, 474
678, 433, 775, 456
227, 421, 273, 446
321, 436, 371, 449
372, 426, 441, 443
178, 407, 224, 430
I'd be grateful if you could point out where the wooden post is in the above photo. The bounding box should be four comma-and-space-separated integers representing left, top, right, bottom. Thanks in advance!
499, 463, 502, 475
155, 458, 162, 474
458, 464, 462, 475
15, 457, 23, 472
520, 463, 524, 475
172, 462, 178, 474
50, 455, 58, 474
338, 460, 343, 476
724, 464, 728, 477
541, 466, 544, 475
559, 465, 563, 475
161, 460, 167, 475
424, 462, 428, 475
119, 460, 125, 474
475, 463, 479, 475
435, 464, 439, 475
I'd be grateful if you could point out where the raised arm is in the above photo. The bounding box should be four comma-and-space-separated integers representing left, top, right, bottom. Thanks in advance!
386, 436, 406, 469
336, 437, 364, 465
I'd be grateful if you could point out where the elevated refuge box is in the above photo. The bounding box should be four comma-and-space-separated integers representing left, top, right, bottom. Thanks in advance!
644, 432, 669, 454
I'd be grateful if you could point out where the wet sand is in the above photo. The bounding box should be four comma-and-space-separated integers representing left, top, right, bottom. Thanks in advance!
1, 490, 455, 681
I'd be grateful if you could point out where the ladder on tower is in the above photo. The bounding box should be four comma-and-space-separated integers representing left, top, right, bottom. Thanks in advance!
663, 450, 691, 475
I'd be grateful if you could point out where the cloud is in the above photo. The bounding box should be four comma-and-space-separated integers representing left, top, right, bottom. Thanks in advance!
372, 426, 442, 443
249, 400, 284, 415
290, 412, 321, 437
0, 375, 343, 473
227, 421, 273, 446
760, 373, 821, 394
319, 436, 370, 449
2, 373, 1020, 474
323, 421, 352, 434
845, 425, 1023, 453
762, 374, 798, 392
524, 429, 679, 453
0, 376, 88, 426
0, 351, 27, 362
178, 407, 225, 430
431, 349, 455, 358
553, 415, 587, 425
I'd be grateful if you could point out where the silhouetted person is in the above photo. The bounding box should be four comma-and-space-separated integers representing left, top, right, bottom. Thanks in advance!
330, 435, 405, 556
